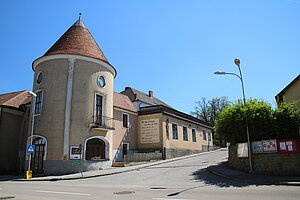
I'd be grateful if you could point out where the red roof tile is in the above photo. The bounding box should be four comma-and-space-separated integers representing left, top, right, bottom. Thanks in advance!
43, 19, 108, 63
114, 92, 137, 113
0, 90, 32, 108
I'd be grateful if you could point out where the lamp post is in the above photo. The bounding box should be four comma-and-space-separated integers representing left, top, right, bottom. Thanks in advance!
214, 58, 253, 172
28, 91, 37, 173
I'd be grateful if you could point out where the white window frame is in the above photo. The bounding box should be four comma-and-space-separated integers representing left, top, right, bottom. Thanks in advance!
182, 125, 188, 141
122, 113, 129, 128
172, 123, 178, 140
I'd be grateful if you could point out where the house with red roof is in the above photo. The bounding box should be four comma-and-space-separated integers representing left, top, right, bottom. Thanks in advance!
0, 17, 213, 175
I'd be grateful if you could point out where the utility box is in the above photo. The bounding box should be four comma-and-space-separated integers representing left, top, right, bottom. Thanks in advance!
25, 170, 32, 179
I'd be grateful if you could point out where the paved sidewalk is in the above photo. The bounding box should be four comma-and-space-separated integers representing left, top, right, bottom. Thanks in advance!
207, 162, 300, 186
10, 149, 219, 181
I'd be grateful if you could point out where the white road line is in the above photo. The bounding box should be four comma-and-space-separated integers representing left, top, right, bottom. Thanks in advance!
35, 190, 91, 196
152, 198, 193, 200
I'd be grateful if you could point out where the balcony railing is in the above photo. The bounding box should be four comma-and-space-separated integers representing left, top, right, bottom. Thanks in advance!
90, 115, 115, 130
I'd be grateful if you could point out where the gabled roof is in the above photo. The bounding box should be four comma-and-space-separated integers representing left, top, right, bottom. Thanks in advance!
0, 90, 31, 108
139, 105, 212, 129
43, 18, 108, 63
121, 87, 172, 108
276, 74, 300, 97
113, 92, 137, 113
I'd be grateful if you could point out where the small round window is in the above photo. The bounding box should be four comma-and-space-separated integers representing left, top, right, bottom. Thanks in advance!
97, 75, 106, 88
36, 72, 43, 85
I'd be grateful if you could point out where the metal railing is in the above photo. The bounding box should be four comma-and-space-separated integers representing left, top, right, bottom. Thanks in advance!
90, 115, 115, 130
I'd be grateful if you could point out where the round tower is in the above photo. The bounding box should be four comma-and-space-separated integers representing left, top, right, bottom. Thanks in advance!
30, 17, 116, 175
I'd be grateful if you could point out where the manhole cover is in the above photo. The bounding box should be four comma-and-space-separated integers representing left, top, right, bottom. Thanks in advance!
113, 191, 135, 195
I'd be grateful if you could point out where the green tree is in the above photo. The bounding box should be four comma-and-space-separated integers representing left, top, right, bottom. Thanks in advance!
274, 101, 300, 139
215, 99, 275, 144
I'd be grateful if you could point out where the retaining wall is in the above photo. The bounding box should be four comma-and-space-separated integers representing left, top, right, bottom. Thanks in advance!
228, 140, 300, 176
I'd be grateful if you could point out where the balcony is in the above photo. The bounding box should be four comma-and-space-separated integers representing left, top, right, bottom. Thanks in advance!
90, 115, 115, 130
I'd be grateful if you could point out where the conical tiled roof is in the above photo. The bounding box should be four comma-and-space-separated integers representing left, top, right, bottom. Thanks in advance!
43, 19, 108, 63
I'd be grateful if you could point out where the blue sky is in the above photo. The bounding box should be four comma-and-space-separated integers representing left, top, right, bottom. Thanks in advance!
1, 0, 299, 114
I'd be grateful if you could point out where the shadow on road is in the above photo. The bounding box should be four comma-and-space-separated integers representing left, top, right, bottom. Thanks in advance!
192, 167, 251, 187
192, 162, 300, 187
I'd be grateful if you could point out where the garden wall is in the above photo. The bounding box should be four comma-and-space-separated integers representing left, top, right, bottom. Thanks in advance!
228, 139, 300, 176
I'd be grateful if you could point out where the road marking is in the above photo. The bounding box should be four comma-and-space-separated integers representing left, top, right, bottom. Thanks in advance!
35, 190, 91, 196
152, 198, 193, 200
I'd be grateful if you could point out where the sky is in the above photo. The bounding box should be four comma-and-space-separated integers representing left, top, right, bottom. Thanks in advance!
1, 0, 299, 114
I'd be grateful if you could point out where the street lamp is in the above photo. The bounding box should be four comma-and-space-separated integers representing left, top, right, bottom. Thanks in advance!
27, 91, 37, 174
214, 58, 253, 172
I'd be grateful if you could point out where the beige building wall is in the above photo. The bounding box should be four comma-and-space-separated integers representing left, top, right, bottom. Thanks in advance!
281, 78, 300, 109
113, 108, 138, 150
162, 115, 213, 151
137, 112, 213, 153
33, 58, 68, 160
69, 59, 114, 159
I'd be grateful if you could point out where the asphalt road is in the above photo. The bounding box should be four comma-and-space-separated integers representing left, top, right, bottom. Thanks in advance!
1, 149, 299, 200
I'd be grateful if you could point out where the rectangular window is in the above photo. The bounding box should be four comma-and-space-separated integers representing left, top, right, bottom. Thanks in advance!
192, 128, 197, 142
122, 113, 129, 128
208, 131, 212, 141
34, 91, 43, 114
95, 95, 103, 125
183, 126, 188, 141
202, 130, 207, 140
172, 123, 178, 139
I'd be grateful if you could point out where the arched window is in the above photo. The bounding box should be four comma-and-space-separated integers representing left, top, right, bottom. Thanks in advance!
86, 138, 106, 160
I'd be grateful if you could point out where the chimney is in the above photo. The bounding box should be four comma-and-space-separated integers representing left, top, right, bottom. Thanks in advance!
149, 90, 153, 97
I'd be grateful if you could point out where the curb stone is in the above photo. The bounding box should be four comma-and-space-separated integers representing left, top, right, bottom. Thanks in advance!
12, 148, 223, 181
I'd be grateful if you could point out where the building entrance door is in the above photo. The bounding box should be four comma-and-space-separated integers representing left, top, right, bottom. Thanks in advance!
31, 138, 46, 175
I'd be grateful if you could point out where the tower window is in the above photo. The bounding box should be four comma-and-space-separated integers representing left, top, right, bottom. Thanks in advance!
36, 72, 43, 85
97, 75, 106, 88
34, 91, 43, 115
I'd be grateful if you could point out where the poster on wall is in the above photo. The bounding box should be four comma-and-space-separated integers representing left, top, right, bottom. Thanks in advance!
262, 140, 277, 153
278, 139, 299, 154
140, 118, 160, 144
237, 143, 248, 157
252, 141, 263, 153
70, 146, 82, 160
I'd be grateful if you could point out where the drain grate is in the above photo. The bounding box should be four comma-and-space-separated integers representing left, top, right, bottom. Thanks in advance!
113, 191, 135, 195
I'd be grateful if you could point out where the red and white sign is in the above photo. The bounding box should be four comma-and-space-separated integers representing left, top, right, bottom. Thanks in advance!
278, 139, 299, 154
262, 140, 277, 153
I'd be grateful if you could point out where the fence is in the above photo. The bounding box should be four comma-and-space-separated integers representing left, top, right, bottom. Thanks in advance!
124, 152, 162, 163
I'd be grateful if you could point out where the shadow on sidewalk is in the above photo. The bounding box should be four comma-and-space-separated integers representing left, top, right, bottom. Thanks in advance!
192, 162, 300, 187
0, 174, 23, 182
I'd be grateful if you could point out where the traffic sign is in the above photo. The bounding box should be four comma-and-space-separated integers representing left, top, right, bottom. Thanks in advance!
27, 145, 35, 153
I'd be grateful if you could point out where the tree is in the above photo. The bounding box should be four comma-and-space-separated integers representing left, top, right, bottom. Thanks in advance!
191, 97, 230, 146
215, 99, 300, 144
191, 97, 230, 125
274, 101, 300, 139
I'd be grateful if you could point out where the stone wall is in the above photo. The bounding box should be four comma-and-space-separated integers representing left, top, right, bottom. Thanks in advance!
165, 148, 202, 159
228, 140, 300, 176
